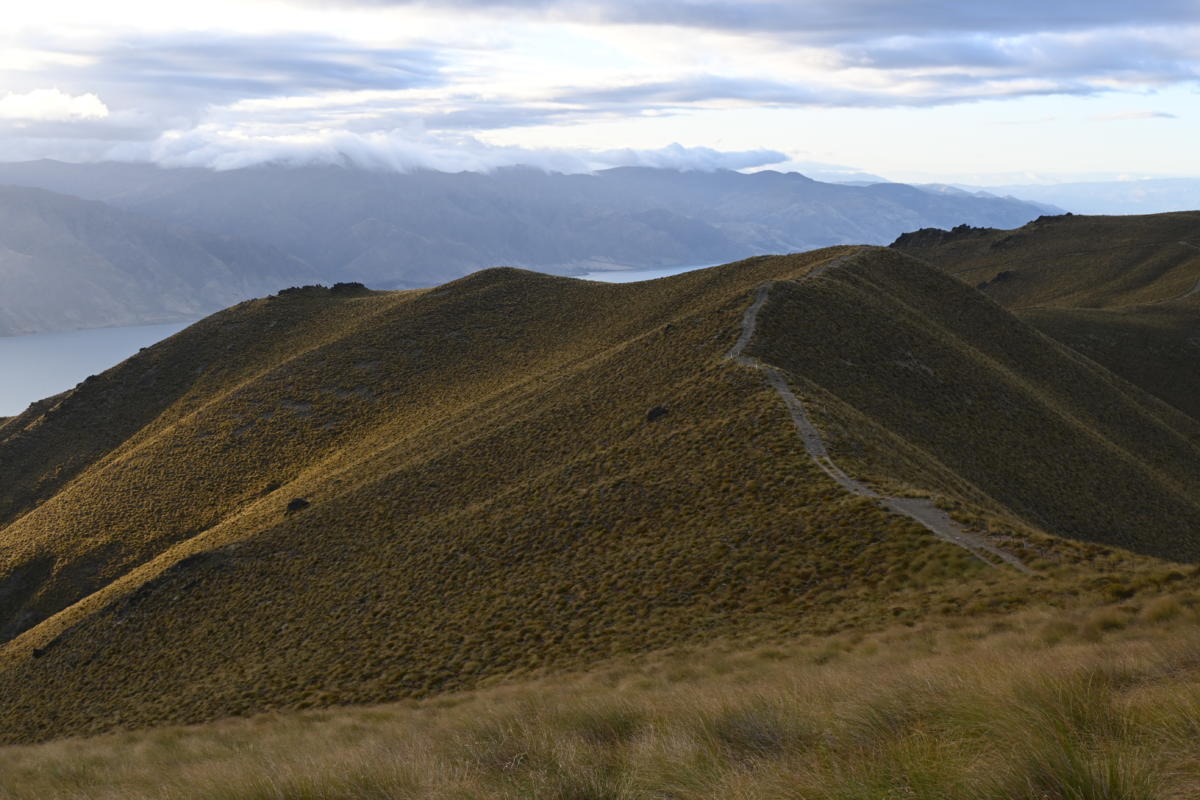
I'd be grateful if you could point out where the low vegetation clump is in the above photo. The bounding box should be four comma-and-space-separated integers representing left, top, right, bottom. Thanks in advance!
0, 590, 1197, 799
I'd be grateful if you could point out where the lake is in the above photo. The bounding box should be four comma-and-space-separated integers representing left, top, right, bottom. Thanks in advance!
0, 264, 714, 418
577, 264, 711, 282
0, 321, 194, 417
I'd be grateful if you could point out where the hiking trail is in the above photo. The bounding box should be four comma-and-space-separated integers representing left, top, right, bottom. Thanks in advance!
728, 249, 1031, 573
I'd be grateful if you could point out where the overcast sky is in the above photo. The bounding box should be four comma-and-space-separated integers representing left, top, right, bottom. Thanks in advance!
0, 0, 1196, 183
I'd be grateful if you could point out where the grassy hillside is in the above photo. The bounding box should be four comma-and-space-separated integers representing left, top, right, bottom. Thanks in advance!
749, 248, 1200, 558
0, 247, 1194, 744
891, 211, 1200, 309
2, 586, 1199, 799
892, 212, 1200, 420
1020, 304, 1200, 423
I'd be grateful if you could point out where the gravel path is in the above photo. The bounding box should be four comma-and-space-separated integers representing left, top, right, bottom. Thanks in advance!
728, 250, 1031, 573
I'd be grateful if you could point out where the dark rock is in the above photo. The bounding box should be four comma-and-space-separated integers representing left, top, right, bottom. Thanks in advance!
891, 223, 999, 250
646, 406, 669, 423
276, 285, 328, 298
286, 497, 311, 514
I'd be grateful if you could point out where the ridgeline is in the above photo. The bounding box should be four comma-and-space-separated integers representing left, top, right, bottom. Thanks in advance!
1, 229, 1198, 744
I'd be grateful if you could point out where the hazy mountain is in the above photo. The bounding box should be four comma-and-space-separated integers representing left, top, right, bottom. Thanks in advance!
0, 185, 314, 336
1, 239, 1197, 742
0, 160, 1050, 289
914, 182, 1065, 213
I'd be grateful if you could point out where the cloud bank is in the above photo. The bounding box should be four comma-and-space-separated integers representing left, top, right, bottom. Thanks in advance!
102, 127, 787, 173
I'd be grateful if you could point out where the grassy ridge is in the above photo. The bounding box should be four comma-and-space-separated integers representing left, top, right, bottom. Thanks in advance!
749, 248, 1200, 558
892, 211, 1200, 422
891, 211, 1200, 310
1, 583, 1198, 799
0, 246, 1192, 743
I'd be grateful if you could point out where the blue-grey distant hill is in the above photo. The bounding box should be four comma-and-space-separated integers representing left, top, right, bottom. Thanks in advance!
0, 161, 1052, 296
0, 185, 313, 337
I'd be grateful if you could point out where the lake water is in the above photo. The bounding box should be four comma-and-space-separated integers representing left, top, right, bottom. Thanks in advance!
0, 264, 714, 418
578, 264, 711, 283
0, 321, 193, 417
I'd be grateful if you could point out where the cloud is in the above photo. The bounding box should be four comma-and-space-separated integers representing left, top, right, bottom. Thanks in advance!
10, 31, 446, 120
589, 143, 787, 171
0, 89, 108, 121
307, 1, 1200, 102
1092, 110, 1179, 120
99, 126, 786, 174
314, 0, 1200, 38
558, 73, 1100, 110
96, 34, 444, 98
1, 1, 1198, 174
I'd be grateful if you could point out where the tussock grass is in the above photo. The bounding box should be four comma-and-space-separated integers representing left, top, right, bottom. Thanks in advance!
893, 211, 1200, 421
1, 597, 1198, 799
751, 248, 1200, 560
893, 211, 1200, 310
0, 245, 1195, 744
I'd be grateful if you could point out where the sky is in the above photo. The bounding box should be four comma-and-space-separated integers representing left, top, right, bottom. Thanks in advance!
0, 0, 1197, 184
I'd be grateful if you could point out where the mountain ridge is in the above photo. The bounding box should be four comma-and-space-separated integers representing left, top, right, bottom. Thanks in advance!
891, 211, 1200, 420
0, 184, 315, 336
0, 160, 1051, 289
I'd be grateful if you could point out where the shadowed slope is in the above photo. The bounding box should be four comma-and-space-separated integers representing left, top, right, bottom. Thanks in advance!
892, 211, 1200, 421
1018, 305, 1200, 421
0, 249, 1192, 743
746, 248, 1200, 559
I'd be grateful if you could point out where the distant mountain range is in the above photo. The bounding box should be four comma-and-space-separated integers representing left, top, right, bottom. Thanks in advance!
0, 161, 1054, 334
0, 185, 314, 336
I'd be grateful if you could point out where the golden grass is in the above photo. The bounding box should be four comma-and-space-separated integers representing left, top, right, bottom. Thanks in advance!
892, 211, 1200, 310
1, 588, 1198, 799
0, 245, 1195, 744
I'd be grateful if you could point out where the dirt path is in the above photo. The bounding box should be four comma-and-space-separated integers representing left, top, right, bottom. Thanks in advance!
728, 250, 1031, 573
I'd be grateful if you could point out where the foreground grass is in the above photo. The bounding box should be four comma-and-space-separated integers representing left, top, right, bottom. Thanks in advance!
2, 591, 1198, 799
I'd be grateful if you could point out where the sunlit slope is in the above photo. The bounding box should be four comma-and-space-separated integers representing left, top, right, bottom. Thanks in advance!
747, 248, 1200, 559
892, 211, 1200, 421
1, 248, 1006, 742
892, 211, 1200, 309
0, 247, 1192, 743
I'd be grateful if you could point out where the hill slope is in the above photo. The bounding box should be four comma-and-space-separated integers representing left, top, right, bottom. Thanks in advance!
0, 185, 313, 336
0, 247, 1196, 743
0, 161, 1049, 287
892, 211, 1200, 419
